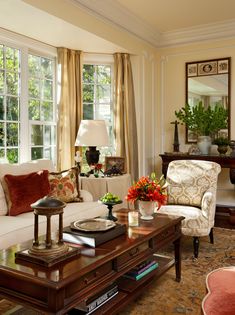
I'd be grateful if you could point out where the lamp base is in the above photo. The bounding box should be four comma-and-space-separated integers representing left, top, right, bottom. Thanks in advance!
85, 146, 100, 167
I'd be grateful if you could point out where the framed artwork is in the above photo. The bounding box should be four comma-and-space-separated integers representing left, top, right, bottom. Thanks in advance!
105, 157, 126, 173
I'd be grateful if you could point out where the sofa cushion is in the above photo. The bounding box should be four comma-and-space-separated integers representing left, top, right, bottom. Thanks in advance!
48, 167, 83, 203
0, 201, 107, 250
0, 159, 55, 216
0, 184, 8, 216
4, 170, 50, 216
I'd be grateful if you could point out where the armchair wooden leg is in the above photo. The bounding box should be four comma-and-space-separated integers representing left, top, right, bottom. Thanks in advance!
209, 228, 214, 244
193, 237, 199, 258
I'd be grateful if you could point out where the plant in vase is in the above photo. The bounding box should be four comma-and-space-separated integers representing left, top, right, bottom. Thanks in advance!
213, 137, 229, 155
175, 102, 228, 155
126, 173, 167, 220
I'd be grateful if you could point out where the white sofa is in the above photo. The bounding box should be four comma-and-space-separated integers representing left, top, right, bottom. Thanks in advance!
0, 159, 107, 250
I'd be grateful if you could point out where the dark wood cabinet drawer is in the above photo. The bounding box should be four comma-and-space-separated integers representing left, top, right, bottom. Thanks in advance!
114, 241, 151, 271
65, 261, 114, 298
152, 225, 180, 250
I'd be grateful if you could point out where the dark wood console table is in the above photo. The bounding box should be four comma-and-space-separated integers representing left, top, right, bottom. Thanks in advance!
160, 153, 235, 228
0, 210, 183, 314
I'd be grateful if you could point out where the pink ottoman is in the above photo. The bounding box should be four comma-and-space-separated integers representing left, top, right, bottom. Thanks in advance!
202, 267, 235, 315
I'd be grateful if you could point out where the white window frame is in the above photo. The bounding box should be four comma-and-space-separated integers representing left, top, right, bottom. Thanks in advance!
82, 53, 115, 157
0, 29, 57, 163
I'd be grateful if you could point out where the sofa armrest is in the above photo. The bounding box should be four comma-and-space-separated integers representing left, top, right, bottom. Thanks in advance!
80, 189, 93, 202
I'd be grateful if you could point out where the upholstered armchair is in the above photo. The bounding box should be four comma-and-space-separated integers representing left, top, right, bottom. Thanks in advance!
158, 160, 221, 258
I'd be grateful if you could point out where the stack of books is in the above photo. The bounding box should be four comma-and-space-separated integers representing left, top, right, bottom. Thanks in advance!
123, 259, 158, 281
69, 283, 118, 314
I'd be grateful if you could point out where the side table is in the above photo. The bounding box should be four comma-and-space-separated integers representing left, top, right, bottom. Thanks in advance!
79, 174, 132, 209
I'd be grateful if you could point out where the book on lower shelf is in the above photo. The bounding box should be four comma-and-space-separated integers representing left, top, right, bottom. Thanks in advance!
70, 283, 118, 314
123, 260, 159, 281
63, 223, 126, 247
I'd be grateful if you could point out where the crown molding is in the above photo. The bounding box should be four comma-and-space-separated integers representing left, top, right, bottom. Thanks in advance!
70, 0, 160, 47
69, 1, 235, 48
159, 19, 235, 47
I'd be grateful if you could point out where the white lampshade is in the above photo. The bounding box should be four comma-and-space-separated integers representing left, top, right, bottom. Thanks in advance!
75, 120, 109, 147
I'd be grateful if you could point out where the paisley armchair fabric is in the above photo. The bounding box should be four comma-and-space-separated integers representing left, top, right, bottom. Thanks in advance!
158, 160, 221, 257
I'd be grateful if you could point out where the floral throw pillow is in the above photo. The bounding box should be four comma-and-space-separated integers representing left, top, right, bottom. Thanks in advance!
48, 167, 83, 203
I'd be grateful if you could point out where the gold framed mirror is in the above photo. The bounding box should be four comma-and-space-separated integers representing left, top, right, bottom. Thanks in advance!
185, 57, 231, 143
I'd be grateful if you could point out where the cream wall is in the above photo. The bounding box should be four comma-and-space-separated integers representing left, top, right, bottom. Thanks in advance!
157, 38, 235, 187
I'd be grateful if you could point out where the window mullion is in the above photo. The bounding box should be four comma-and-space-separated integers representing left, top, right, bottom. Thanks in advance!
19, 46, 29, 163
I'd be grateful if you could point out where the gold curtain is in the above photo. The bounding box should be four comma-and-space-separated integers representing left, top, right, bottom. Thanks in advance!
57, 48, 82, 171
114, 53, 139, 181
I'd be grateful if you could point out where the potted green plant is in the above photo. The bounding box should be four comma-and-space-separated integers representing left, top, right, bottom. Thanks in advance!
175, 102, 228, 154
213, 137, 229, 155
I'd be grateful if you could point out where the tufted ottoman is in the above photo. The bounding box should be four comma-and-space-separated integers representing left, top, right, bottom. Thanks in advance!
202, 267, 235, 315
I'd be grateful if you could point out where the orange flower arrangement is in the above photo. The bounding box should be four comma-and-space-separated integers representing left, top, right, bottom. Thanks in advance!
126, 173, 167, 208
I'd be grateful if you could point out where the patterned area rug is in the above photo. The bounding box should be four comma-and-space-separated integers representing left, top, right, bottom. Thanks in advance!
0, 227, 234, 315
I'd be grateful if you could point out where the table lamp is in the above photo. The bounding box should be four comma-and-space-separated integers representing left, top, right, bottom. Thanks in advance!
75, 120, 109, 167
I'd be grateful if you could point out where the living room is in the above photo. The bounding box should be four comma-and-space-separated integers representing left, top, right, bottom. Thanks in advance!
0, 0, 234, 314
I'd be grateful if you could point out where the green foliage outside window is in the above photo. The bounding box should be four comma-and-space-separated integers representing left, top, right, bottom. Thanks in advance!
0, 45, 20, 163
28, 54, 56, 162
81, 63, 114, 172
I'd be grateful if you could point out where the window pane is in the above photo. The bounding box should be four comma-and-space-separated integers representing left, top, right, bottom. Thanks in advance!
94, 104, 111, 121
83, 103, 94, 119
96, 85, 111, 103
28, 99, 40, 120
28, 55, 40, 77
0, 149, 4, 158
0, 45, 3, 69
5, 47, 19, 72
83, 65, 95, 83
31, 147, 43, 160
31, 125, 43, 145
7, 148, 18, 163
0, 70, 5, 94
41, 101, 53, 121
0, 96, 4, 120
97, 65, 111, 84
44, 147, 51, 159
6, 96, 19, 121
83, 84, 94, 102
0, 122, 4, 146
41, 57, 53, 79
44, 125, 55, 145
29, 78, 40, 98
42, 79, 53, 100
6, 122, 18, 146
6, 72, 19, 95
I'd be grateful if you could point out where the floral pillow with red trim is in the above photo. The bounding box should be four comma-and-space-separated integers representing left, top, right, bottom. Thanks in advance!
48, 167, 83, 203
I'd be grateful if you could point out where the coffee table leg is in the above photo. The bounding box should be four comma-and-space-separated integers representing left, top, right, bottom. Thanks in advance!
174, 237, 181, 282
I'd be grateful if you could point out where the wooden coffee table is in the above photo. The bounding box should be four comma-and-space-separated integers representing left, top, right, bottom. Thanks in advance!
0, 210, 184, 314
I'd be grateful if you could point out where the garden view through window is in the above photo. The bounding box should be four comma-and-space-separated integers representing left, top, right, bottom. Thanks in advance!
82, 63, 115, 170
0, 42, 56, 164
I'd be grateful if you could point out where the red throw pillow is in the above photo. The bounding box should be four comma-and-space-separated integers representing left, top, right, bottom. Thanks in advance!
4, 170, 50, 216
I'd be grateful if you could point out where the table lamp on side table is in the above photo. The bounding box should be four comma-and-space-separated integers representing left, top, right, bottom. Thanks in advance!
75, 120, 109, 173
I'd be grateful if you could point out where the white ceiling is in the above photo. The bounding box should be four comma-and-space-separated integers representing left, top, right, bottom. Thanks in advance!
73, 0, 235, 47
1, 0, 235, 51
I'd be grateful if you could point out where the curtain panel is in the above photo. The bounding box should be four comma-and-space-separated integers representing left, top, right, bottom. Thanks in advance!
114, 53, 139, 181
57, 48, 82, 171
